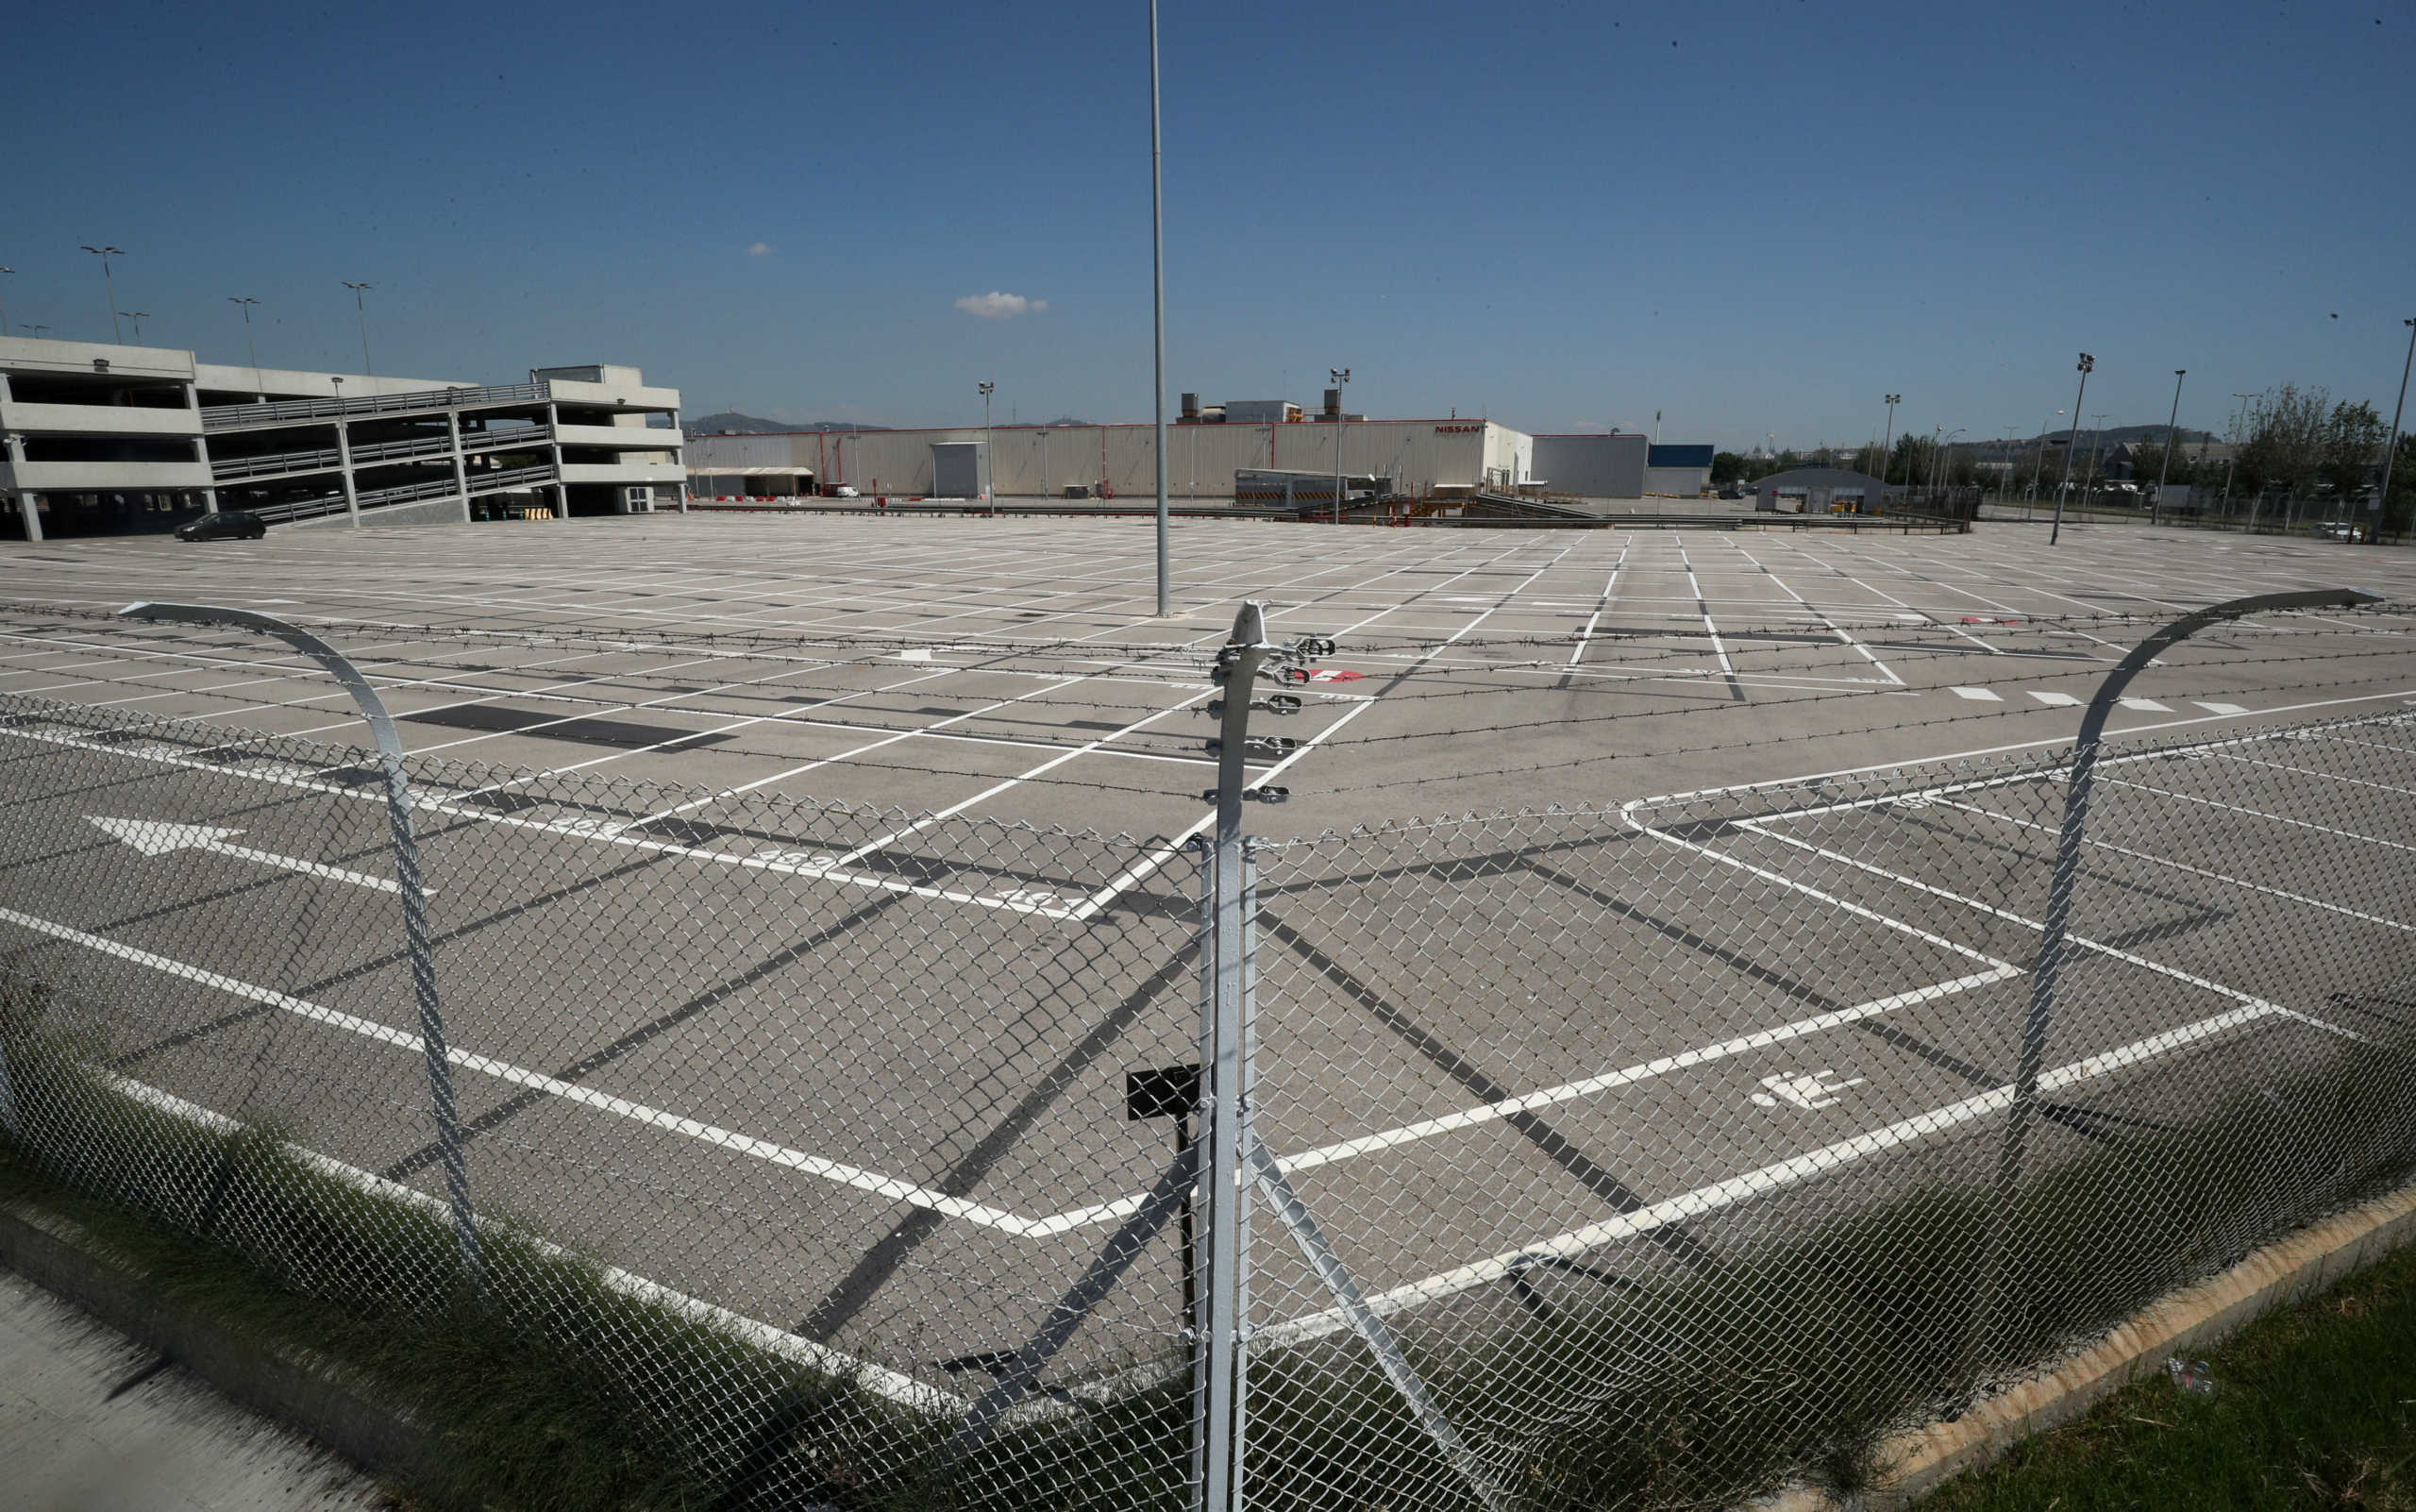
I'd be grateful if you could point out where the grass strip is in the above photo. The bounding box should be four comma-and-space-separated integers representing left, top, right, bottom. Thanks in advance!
1913, 1232, 2416, 1510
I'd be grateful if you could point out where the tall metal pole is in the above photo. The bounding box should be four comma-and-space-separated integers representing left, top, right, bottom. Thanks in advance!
2050, 354, 2092, 545
979, 380, 996, 512
343, 281, 375, 376
114, 602, 483, 1285
2374, 318, 2415, 546
229, 298, 263, 395
0, 266, 13, 337
2153, 370, 2186, 526
121, 311, 149, 344
1329, 367, 1350, 525
81, 246, 126, 343
2080, 413, 2107, 514
1880, 395, 1900, 488
1149, 0, 1171, 616
2223, 393, 2255, 524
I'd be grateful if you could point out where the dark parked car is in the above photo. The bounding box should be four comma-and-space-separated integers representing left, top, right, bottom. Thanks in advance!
175, 510, 269, 541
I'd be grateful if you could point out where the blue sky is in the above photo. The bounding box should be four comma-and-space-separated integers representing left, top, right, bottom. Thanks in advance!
6, 0, 2411, 448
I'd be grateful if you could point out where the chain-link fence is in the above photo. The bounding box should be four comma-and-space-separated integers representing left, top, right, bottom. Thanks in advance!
3, 596, 2415, 1511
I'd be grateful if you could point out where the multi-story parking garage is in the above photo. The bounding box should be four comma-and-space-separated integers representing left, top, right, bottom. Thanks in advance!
0, 337, 683, 540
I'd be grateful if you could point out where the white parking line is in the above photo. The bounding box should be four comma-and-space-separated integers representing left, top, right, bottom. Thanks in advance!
1262, 999, 2299, 1348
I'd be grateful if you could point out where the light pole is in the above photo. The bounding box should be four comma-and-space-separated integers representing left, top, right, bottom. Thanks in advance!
2050, 353, 2093, 545
1880, 395, 1901, 486
2080, 413, 2108, 512
2001, 426, 2019, 502
2377, 318, 2416, 546
1933, 428, 1966, 493
979, 380, 995, 512
2223, 393, 2256, 523
2028, 409, 2064, 517
1148, 0, 1171, 616
0, 267, 13, 336
342, 281, 376, 375
1330, 366, 1351, 524
119, 311, 150, 344
80, 246, 126, 343
2153, 370, 2186, 526
228, 297, 263, 393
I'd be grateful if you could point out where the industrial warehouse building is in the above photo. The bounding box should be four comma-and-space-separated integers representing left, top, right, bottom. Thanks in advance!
691, 401, 1530, 502
0, 335, 683, 540
688, 391, 1709, 507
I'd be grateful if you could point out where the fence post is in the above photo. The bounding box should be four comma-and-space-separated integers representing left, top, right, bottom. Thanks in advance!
1197, 600, 1277, 1512
1964, 585, 2377, 1375
114, 602, 482, 1285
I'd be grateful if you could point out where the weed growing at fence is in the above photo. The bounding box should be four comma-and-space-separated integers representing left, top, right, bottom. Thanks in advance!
1506, 1042, 2416, 1511
6, 961, 2415, 1512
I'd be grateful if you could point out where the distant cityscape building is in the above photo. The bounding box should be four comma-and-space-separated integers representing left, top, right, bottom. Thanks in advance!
1, 335, 682, 541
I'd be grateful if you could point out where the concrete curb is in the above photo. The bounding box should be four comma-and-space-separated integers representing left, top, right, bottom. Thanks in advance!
0, 1192, 444, 1495
1755, 1175, 2416, 1511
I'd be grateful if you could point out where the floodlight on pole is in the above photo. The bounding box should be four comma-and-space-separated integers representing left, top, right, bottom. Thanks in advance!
227, 297, 264, 391
119, 311, 149, 344
2377, 319, 2416, 547
80, 246, 126, 343
1330, 367, 1351, 524
979, 381, 996, 513
2153, 370, 2186, 527
2050, 353, 2093, 545
1880, 395, 1901, 485
342, 281, 376, 376
0, 267, 14, 337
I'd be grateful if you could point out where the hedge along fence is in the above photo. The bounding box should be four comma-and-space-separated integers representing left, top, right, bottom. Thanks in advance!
9, 965, 2416, 1512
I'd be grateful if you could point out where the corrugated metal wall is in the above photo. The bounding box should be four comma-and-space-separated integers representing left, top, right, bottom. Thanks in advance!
1531, 435, 1648, 499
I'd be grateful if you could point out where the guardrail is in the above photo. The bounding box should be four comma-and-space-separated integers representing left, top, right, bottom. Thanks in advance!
200, 381, 551, 431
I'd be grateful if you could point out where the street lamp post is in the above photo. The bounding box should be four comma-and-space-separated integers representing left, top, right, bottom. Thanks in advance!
1148, 0, 1171, 614
119, 311, 150, 344
1880, 395, 1901, 487
2377, 319, 2416, 547
1330, 367, 1351, 524
0, 267, 13, 337
342, 282, 376, 375
80, 246, 126, 343
1922, 425, 1961, 487
979, 381, 996, 513
2081, 412, 2108, 513
2152, 370, 2186, 527
2223, 393, 2256, 524
2028, 409, 2064, 518
2050, 354, 2093, 545
227, 297, 264, 395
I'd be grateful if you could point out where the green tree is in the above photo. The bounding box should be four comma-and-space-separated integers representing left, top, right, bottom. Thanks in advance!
2237, 383, 2330, 526
2323, 399, 2387, 514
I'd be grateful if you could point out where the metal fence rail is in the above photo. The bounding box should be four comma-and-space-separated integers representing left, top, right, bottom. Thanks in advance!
2, 598, 2414, 1511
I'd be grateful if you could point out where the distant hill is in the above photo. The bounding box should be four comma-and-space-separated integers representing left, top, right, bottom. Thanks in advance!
683, 412, 890, 436
2000, 425, 2221, 448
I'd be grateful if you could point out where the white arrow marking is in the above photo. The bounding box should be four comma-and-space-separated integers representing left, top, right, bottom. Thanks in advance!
87, 815, 405, 894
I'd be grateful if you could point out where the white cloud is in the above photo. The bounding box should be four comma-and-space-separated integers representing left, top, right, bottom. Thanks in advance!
747, 242, 773, 257
955, 291, 1049, 319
